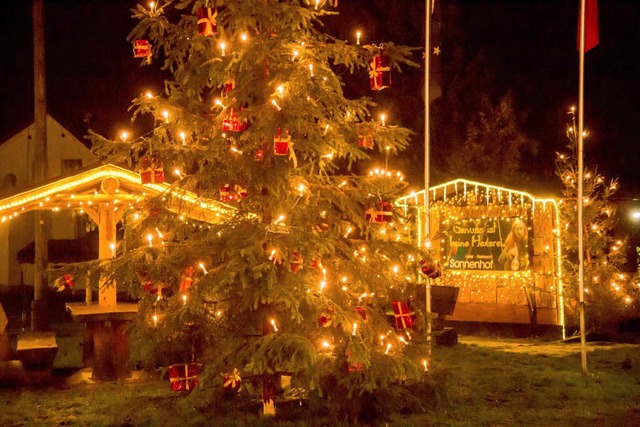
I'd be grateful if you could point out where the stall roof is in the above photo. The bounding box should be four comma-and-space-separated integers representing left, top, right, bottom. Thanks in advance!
396, 178, 559, 208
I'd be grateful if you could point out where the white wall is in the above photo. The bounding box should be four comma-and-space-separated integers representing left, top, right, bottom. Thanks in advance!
0, 115, 98, 286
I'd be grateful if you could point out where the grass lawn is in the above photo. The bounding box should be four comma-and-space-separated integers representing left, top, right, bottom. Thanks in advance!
2, 333, 640, 426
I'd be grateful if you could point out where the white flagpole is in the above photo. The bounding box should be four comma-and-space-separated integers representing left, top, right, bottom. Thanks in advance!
577, 0, 588, 376
424, 0, 432, 370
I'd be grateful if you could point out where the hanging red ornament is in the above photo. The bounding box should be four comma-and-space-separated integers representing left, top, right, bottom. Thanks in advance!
254, 149, 264, 162
222, 368, 242, 393
358, 129, 374, 149
420, 258, 442, 279
391, 300, 415, 329
290, 251, 303, 273
274, 128, 291, 156
139, 156, 165, 184
169, 363, 198, 392
221, 108, 248, 132
369, 52, 391, 90
365, 201, 393, 223
179, 266, 195, 292
196, 7, 218, 36
133, 40, 152, 60
311, 259, 323, 269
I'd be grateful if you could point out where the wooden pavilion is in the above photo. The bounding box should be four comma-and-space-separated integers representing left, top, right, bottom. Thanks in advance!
0, 163, 235, 379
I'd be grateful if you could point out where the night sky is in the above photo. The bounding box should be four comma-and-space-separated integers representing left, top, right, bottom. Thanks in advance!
1, 1, 639, 194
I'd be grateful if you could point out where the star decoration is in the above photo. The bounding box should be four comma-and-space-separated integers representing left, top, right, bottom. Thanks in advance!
433, 46, 441, 56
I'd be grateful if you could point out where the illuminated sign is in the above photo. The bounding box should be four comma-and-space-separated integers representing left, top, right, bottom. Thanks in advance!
444, 218, 532, 271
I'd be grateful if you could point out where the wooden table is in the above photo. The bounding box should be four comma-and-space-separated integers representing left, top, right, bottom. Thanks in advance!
66, 302, 138, 381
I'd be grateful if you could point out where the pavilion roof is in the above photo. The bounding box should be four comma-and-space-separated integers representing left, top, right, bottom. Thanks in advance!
0, 163, 236, 225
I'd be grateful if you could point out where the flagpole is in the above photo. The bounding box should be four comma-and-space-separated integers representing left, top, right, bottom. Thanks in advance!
424, 0, 432, 370
577, 0, 588, 376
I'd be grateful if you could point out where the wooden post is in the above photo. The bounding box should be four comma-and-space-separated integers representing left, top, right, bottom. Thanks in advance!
32, 0, 49, 332
98, 204, 117, 307
89, 320, 131, 380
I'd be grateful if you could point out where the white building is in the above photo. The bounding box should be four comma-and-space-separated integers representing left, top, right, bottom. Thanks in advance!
0, 115, 98, 286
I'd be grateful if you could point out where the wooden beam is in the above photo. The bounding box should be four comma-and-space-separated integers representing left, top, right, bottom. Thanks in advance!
32, 0, 48, 332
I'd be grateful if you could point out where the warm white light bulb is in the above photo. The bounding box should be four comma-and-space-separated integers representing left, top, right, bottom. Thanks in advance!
199, 262, 208, 274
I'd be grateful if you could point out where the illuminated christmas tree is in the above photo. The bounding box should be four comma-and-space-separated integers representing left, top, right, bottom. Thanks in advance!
556, 108, 639, 334
90, 0, 431, 418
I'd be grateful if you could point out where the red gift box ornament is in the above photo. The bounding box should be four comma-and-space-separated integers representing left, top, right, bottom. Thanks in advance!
169, 363, 198, 392
358, 129, 374, 149
223, 78, 236, 95
179, 266, 195, 292
369, 53, 391, 90
274, 128, 291, 156
223, 368, 242, 392
220, 184, 247, 202
54, 274, 74, 292
140, 272, 161, 295
220, 184, 234, 202
133, 40, 152, 61
196, 7, 217, 37
234, 184, 248, 200
365, 201, 393, 223
346, 350, 364, 372
391, 300, 415, 329
139, 156, 165, 184
290, 251, 303, 273
318, 308, 334, 327
355, 306, 368, 323
221, 108, 247, 132
420, 258, 442, 279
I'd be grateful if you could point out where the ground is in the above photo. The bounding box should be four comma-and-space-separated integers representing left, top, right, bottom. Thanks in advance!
2, 330, 640, 426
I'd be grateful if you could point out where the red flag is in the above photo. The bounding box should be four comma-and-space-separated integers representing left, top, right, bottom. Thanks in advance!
577, 0, 599, 52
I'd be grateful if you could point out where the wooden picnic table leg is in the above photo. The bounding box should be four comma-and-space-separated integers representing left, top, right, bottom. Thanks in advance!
88, 320, 131, 381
